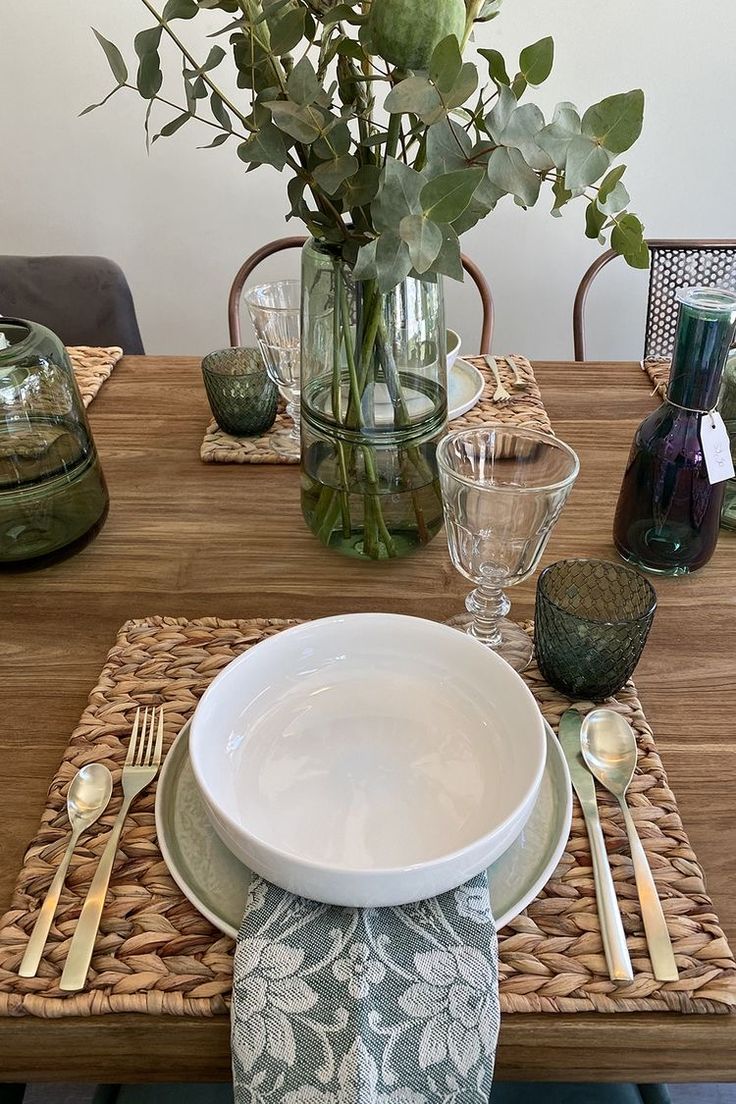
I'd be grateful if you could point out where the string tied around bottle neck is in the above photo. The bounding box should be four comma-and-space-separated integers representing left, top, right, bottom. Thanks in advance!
665, 390, 718, 427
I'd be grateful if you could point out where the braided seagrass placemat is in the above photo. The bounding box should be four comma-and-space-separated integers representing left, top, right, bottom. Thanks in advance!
67, 346, 124, 408
200, 354, 550, 464
0, 615, 733, 1018
642, 358, 670, 398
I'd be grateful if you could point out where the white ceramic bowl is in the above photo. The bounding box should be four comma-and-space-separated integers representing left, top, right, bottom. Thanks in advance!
189, 613, 546, 906
446, 328, 461, 371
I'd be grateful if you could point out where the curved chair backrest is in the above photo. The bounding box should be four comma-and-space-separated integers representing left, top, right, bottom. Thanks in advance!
0, 255, 145, 355
229, 236, 494, 353
573, 239, 736, 361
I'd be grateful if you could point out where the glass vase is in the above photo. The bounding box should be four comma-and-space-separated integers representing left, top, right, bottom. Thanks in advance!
300, 238, 447, 560
613, 288, 736, 574
0, 318, 109, 567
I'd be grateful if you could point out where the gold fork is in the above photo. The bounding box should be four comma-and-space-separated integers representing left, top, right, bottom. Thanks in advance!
484, 355, 511, 403
60, 707, 164, 991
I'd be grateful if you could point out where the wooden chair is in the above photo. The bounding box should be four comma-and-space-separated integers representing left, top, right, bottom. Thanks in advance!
0, 255, 144, 354
228, 236, 494, 353
573, 239, 736, 361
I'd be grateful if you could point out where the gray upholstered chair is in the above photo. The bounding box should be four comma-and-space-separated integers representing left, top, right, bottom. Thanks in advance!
0, 255, 145, 354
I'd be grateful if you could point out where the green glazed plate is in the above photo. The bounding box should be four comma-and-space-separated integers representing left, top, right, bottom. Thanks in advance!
155, 720, 571, 934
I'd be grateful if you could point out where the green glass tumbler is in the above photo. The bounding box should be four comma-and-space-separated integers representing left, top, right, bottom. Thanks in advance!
534, 559, 657, 700
202, 347, 278, 436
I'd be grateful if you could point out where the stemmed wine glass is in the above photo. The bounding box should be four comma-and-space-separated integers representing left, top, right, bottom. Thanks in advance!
436, 425, 580, 671
244, 281, 301, 441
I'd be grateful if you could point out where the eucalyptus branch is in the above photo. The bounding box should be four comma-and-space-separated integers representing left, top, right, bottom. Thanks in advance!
124, 83, 249, 141
461, 0, 484, 51
137, 0, 255, 131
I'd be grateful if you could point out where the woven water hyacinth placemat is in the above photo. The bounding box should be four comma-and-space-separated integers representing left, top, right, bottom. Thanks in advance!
200, 354, 551, 464
0, 615, 734, 1018
67, 346, 124, 408
642, 358, 670, 399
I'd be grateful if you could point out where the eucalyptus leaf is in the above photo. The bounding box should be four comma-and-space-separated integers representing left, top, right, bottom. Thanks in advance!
340, 164, 381, 208
287, 56, 320, 105
511, 74, 527, 100
537, 101, 581, 169
269, 7, 306, 54
314, 120, 351, 158
199, 45, 226, 72
79, 85, 123, 116
268, 100, 323, 142
399, 213, 443, 274
313, 152, 359, 194
598, 179, 629, 215
444, 63, 478, 111
134, 26, 163, 99
430, 36, 463, 95
371, 157, 424, 234
564, 134, 611, 190
478, 48, 509, 87
487, 146, 540, 206
519, 37, 553, 86
551, 174, 572, 215
162, 0, 198, 19
385, 75, 444, 127
611, 213, 649, 268
210, 92, 231, 131
92, 29, 128, 86
420, 168, 484, 224
197, 131, 231, 149
496, 102, 552, 171
352, 239, 379, 281
476, 0, 503, 20
425, 119, 472, 175
322, 3, 366, 26
582, 89, 644, 155
375, 231, 413, 293
452, 174, 504, 234
237, 122, 288, 169
486, 85, 516, 142
433, 223, 464, 280
597, 163, 626, 201
585, 199, 607, 240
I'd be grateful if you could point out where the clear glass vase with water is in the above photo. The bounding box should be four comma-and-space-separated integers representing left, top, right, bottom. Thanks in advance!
0, 319, 109, 567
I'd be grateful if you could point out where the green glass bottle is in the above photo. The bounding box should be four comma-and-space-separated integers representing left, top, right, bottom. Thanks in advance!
613, 288, 736, 574
0, 319, 109, 566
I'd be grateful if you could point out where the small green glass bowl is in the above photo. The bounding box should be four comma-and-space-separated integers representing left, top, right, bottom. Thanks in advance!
202, 347, 278, 437
534, 558, 657, 701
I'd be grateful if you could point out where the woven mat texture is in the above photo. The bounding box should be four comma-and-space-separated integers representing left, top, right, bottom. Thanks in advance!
200, 354, 550, 464
0, 615, 733, 1019
643, 358, 670, 399
67, 346, 123, 408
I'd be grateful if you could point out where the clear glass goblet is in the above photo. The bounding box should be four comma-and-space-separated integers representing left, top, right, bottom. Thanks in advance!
244, 280, 301, 441
437, 425, 580, 671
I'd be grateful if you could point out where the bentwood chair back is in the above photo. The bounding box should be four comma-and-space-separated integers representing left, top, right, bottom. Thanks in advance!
228, 236, 494, 354
573, 239, 736, 361
0, 255, 145, 354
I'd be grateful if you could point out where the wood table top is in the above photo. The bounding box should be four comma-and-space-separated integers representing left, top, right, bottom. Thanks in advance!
1, 356, 734, 1083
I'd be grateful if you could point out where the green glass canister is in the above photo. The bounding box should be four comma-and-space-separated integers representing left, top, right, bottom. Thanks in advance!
0, 319, 109, 566
299, 237, 448, 561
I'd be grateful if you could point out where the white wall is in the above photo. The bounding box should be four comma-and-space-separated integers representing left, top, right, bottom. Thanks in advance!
2, 0, 735, 359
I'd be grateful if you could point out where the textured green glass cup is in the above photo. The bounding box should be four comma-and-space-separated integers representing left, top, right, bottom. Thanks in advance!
534, 559, 657, 700
202, 347, 278, 436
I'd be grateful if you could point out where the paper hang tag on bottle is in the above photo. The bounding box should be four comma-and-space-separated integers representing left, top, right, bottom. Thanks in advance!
700, 412, 735, 484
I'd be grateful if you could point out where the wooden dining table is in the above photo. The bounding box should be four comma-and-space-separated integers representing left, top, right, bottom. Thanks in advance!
1, 356, 735, 1084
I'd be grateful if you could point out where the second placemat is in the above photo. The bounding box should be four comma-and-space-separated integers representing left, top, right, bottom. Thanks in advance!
67, 346, 124, 407
0, 614, 734, 1018
200, 354, 551, 464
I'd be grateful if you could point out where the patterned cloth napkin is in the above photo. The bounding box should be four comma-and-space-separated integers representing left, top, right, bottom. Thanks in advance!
231, 873, 500, 1104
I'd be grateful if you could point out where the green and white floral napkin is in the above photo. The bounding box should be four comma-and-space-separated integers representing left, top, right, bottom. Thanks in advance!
231, 873, 499, 1104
